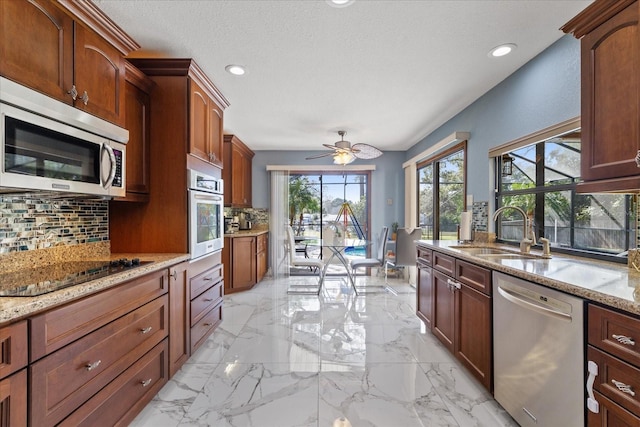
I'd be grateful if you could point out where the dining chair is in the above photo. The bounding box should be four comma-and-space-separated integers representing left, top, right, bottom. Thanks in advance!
286, 225, 325, 294
350, 226, 388, 295
385, 227, 422, 280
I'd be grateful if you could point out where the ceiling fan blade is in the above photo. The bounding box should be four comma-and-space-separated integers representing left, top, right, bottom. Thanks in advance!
305, 152, 333, 160
352, 143, 382, 159
322, 144, 340, 151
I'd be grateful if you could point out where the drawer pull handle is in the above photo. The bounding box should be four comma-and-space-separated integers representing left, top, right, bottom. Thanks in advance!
85, 360, 102, 371
204, 277, 213, 281
140, 326, 153, 334
612, 334, 635, 346
141, 378, 152, 387
170, 270, 178, 280
203, 298, 214, 302
203, 323, 212, 327
611, 379, 635, 396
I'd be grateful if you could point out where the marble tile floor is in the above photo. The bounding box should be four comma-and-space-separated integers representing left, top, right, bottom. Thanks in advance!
130, 275, 518, 427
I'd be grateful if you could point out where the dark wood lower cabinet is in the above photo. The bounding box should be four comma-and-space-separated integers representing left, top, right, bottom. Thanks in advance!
169, 261, 190, 377
419, 245, 493, 393
432, 269, 455, 353
416, 261, 432, 327
456, 283, 491, 390
59, 339, 169, 427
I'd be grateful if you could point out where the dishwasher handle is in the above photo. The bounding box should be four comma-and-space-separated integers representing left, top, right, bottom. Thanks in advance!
497, 285, 573, 322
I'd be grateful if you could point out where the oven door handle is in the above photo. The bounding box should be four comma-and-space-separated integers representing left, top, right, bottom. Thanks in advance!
192, 192, 223, 202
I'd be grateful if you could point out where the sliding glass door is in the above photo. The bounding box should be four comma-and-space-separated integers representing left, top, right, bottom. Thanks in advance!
289, 172, 371, 239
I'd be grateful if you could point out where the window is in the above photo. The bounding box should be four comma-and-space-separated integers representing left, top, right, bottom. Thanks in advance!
289, 172, 371, 239
496, 130, 636, 257
417, 143, 466, 240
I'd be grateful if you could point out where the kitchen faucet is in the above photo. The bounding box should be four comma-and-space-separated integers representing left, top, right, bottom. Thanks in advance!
492, 206, 533, 254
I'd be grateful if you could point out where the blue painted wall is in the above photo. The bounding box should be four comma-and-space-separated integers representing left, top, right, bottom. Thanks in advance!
251, 35, 580, 231
406, 35, 581, 202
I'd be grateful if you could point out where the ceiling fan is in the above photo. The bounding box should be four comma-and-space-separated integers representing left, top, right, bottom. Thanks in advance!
305, 131, 383, 165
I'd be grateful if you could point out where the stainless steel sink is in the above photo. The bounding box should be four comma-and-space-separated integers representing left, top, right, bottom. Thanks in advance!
449, 246, 519, 255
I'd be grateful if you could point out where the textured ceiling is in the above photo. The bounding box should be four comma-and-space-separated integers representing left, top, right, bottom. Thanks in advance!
94, 0, 591, 152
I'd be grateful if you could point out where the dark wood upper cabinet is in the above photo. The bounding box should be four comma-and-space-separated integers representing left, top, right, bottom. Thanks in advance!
223, 135, 254, 207
116, 62, 154, 201
0, 0, 74, 103
563, 0, 640, 193
0, 0, 139, 127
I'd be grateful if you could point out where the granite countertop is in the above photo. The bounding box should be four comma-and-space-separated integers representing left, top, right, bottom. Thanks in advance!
0, 252, 190, 325
225, 228, 269, 238
419, 240, 640, 316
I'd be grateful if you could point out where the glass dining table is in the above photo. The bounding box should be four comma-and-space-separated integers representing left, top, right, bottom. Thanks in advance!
301, 237, 369, 292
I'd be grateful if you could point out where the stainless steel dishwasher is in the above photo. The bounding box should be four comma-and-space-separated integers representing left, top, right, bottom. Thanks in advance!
493, 272, 584, 427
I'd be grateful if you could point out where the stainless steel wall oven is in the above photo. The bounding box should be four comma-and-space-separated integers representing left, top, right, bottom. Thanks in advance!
188, 169, 224, 259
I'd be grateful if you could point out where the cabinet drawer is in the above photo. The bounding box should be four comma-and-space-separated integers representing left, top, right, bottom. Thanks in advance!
0, 369, 27, 427
589, 345, 640, 418
190, 263, 223, 299
30, 268, 168, 361
433, 251, 455, 276
191, 281, 224, 327
455, 259, 491, 295
59, 339, 169, 427
589, 304, 640, 367
0, 320, 27, 380
30, 295, 168, 427
417, 247, 432, 266
588, 390, 640, 427
191, 302, 222, 353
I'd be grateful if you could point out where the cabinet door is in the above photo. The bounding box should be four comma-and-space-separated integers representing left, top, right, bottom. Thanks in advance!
73, 23, 125, 126
0, 0, 74, 104
256, 234, 268, 282
231, 144, 247, 206
581, 2, 640, 183
0, 369, 27, 427
416, 263, 433, 328
432, 270, 455, 353
455, 284, 492, 391
189, 79, 211, 163
169, 262, 189, 377
232, 237, 256, 289
0, 320, 28, 379
123, 70, 152, 198
209, 102, 224, 168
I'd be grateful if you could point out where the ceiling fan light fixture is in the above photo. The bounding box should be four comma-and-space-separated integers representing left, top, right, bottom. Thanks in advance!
225, 64, 246, 76
327, 0, 355, 8
333, 151, 355, 165
488, 43, 517, 58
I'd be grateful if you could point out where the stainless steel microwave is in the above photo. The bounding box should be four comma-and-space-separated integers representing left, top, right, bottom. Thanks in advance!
0, 77, 128, 198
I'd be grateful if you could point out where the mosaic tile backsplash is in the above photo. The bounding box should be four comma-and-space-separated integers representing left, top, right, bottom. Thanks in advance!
472, 201, 489, 232
0, 194, 108, 253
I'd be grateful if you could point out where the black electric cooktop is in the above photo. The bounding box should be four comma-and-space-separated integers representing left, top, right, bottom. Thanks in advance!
0, 258, 153, 297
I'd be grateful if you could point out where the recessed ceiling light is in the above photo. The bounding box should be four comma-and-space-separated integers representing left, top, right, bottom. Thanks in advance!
327, 0, 355, 8
489, 43, 517, 58
225, 64, 246, 76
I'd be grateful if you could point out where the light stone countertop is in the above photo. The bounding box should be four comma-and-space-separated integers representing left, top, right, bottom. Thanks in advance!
224, 228, 269, 238
0, 253, 190, 325
419, 240, 640, 316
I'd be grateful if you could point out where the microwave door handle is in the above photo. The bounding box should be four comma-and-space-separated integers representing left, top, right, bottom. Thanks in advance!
101, 143, 117, 189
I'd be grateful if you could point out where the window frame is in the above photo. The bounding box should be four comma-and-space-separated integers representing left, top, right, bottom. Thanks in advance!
416, 141, 467, 240
494, 135, 635, 264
